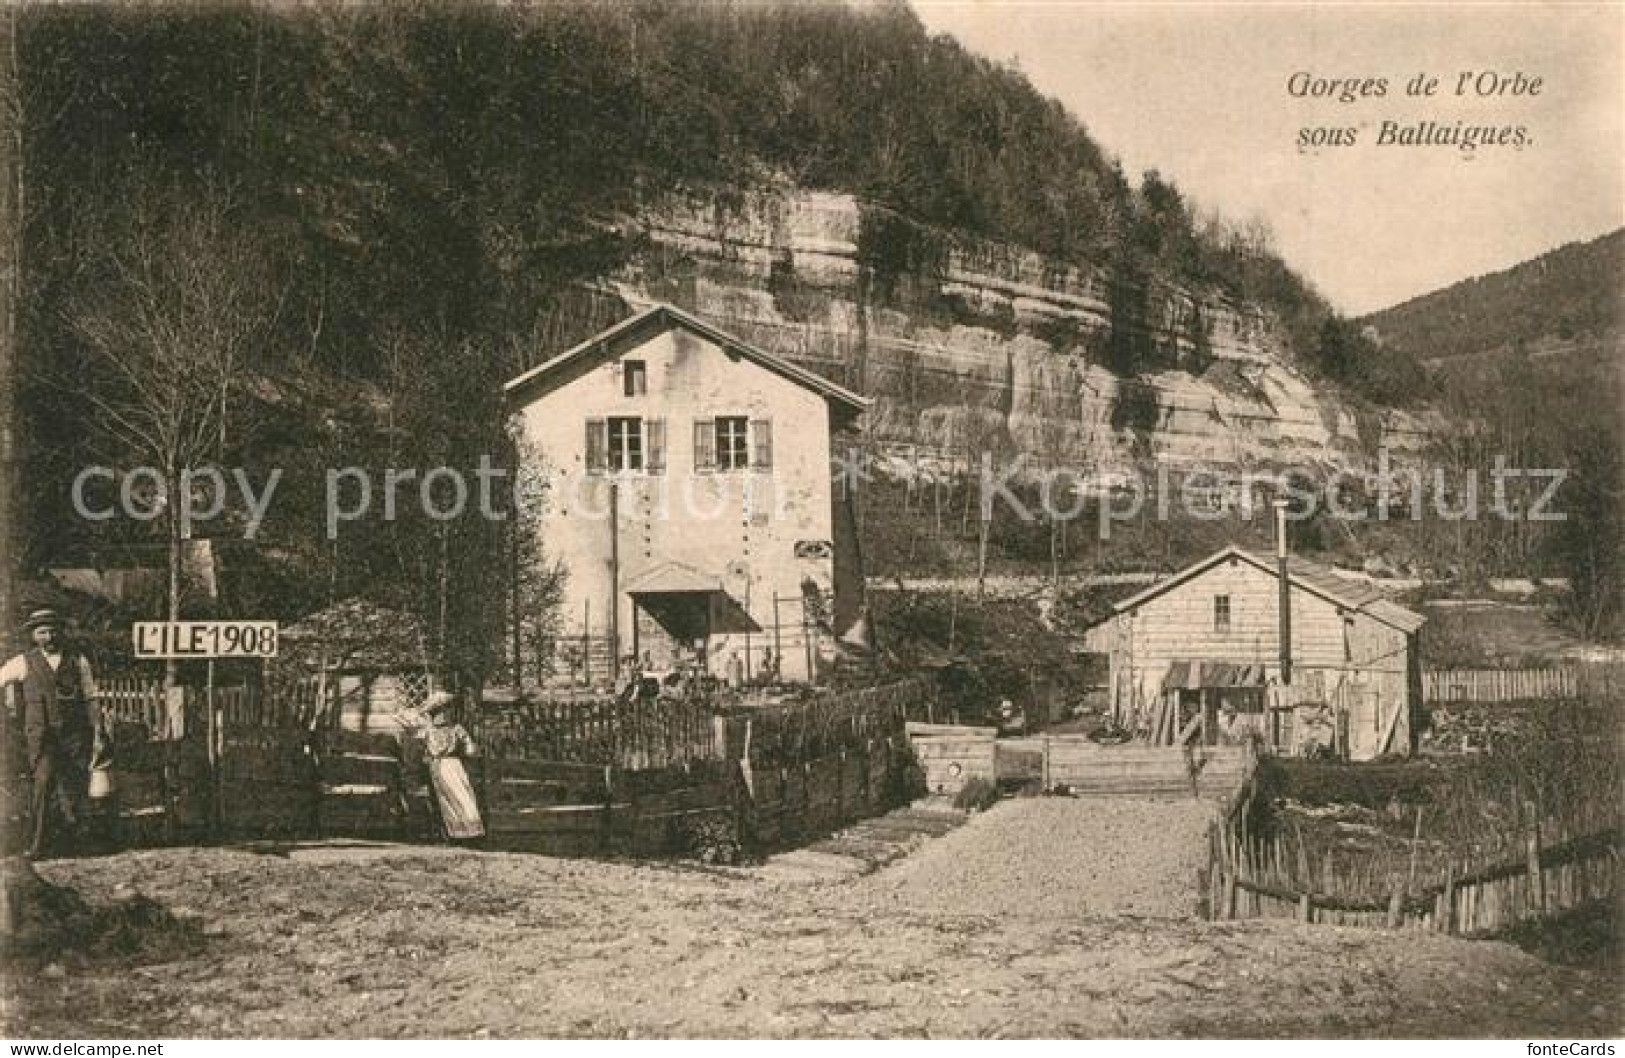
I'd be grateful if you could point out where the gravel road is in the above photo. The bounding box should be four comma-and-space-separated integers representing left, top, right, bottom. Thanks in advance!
856, 796, 1215, 919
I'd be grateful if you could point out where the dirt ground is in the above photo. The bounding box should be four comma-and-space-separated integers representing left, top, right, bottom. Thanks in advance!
4, 800, 1620, 1039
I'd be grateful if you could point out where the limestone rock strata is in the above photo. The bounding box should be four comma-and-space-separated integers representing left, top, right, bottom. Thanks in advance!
608, 187, 1434, 476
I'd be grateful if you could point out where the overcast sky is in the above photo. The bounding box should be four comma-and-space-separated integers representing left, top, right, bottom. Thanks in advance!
911, 2, 1623, 315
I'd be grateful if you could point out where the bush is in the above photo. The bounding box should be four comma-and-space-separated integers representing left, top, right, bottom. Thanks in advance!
672, 815, 743, 866
952, 777, 999, 813
889, 743, 928, 804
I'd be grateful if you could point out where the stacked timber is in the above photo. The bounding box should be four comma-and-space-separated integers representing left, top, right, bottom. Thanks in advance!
1045, 740, 1251, 798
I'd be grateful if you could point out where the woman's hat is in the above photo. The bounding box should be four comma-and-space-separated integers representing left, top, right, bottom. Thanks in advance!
423, 690, 457, 715
23, 608, 63, 632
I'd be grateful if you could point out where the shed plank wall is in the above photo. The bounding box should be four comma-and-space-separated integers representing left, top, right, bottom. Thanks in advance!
1106, 557, 1414, 759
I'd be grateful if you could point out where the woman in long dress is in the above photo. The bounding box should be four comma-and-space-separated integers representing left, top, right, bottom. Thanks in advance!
415, 691, 485, 842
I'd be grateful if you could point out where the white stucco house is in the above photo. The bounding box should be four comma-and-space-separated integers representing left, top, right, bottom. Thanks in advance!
504, 304, 871, 685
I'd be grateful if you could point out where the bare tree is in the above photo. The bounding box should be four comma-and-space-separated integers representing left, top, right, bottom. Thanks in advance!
0, 5, 19, 659
56, 185, 284, 690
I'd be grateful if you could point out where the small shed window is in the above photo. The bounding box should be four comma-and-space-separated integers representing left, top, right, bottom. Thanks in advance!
623, 360, 647, 397
1214, 594, 1231, 634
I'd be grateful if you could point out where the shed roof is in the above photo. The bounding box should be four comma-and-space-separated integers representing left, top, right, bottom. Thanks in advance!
503, 302, 872, 414
1109, 545, 1426, 634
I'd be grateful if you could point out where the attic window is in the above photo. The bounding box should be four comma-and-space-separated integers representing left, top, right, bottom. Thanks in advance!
1214, 594, 1231, 634
623, 360, 647, 397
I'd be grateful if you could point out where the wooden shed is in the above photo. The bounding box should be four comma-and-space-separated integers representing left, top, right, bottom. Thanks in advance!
1085, 546, 1425, 761
279, 598, 446, 736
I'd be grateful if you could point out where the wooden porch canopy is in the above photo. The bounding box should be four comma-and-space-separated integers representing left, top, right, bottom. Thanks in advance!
625, 561, 760, 637
1161, 660, 1267, 691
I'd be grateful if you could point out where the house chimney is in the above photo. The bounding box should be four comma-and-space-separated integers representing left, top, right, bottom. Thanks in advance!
1274, 499, 1292, 686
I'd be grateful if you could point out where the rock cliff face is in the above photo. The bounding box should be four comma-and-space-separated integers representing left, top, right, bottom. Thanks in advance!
597, 187, 1432, 475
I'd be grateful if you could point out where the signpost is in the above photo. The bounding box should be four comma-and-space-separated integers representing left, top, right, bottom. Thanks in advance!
133, 621, 278, 660
132, 621, 278, 837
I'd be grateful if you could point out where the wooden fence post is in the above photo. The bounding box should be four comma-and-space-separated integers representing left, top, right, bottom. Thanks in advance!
601, 764, 615, 855
1525, 801, 1546, 917
1386, 888, 1403, 929
1297, 892, 1312, 923
207, 660, 221, 840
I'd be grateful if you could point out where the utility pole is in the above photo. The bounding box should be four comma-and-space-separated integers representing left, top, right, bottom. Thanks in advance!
509, 491, 522, 691
608, 479, 620, 683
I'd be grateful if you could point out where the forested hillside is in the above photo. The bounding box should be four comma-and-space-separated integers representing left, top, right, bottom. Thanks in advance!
1357, 232, 1623, 639
12, 1, 1442, 673
1362, 230, 1622, 364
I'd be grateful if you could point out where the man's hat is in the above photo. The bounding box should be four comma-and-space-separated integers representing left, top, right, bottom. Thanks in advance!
423, 690, 457, 715
22, 608, 63, 632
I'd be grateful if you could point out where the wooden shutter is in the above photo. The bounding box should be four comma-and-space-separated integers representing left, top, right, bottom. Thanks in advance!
693, 418, 716, 471
646, 418, 666, 473
586, 418, 607, 472
751, 418, 773, 469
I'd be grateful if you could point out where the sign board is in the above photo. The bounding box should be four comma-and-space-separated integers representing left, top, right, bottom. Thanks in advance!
133, 621, 279, 660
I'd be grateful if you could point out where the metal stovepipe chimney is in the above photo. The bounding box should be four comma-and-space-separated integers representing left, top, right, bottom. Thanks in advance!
1274, 499, 1292, 686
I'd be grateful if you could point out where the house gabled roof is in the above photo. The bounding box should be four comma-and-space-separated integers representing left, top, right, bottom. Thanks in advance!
502, 302, 872, 414
1109, 545, 1426, 634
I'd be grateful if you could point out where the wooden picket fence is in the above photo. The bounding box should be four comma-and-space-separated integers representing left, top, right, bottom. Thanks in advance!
12, 672, 931, 857
478, 677, 931, 772
1423, 667, 1579, 704
474, 677, 929, 856
1206, 773, 1620, 932
95, 674, 172, 732
482, 693, 723, 770
744, 679, 929, 766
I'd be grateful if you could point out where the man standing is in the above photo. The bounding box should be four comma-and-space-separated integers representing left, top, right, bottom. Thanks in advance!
0, 609, 100, 858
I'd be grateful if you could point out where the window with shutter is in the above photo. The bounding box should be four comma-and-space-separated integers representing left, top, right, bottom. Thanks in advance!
585, 418, 607, 472
751, 419, 773, 469
646, 418, 666, 473
693, 419, 716, 471
716, 417, 749, 470
608, 417, 643, 471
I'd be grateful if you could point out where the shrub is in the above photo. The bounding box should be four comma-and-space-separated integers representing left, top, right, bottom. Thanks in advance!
952, 777, 999, 813
672, 815, 743, 866
888, 743, 929, 804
